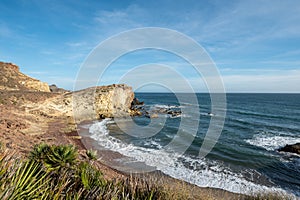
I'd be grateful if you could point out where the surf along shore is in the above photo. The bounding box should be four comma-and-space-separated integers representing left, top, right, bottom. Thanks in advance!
0, 61, 249, 199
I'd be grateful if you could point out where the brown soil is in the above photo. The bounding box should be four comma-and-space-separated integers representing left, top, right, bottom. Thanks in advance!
0, 90, 125, 180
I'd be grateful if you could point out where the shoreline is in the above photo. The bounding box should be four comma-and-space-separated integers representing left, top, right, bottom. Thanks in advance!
74, 119, 244, 200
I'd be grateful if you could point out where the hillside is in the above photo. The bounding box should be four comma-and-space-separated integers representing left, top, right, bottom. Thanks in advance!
0, 62, 50, 92
0, 61, 134, 155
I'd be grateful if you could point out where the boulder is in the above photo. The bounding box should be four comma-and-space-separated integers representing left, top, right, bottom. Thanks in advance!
278, 143, 300, 155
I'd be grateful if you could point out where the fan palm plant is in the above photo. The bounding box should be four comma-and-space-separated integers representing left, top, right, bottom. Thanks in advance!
29, 144, 77, 172
0, 160, 49, 199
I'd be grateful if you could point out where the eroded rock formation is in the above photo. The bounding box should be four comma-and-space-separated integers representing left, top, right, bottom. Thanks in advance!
48, 84, 135, 122
0, 62, 50, 92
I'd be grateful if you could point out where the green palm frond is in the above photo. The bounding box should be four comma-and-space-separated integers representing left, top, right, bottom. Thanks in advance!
86, 149, 98, 160
29, 144, 77, 172
0, 160, 49, 200
77, 162, 105, 190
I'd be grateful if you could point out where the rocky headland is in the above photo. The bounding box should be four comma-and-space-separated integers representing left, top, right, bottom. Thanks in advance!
0, 61, 135, 156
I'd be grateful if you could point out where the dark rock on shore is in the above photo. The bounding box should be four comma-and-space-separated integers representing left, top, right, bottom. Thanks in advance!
130, 98, 145, 116
278, 143, 300, 155
131, 97, 144, 107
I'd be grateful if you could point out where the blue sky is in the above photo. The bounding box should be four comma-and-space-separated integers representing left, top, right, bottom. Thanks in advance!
0, 0, 300, 92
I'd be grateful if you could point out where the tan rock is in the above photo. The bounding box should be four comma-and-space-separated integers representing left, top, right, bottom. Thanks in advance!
0, 62, 50, 92
71, 84, 134, 122
150, 113, 159, 118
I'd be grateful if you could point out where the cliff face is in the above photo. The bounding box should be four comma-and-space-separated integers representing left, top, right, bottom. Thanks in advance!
71, 84, 134, 121
30, 84, 131, 124
0, 62, 50, 92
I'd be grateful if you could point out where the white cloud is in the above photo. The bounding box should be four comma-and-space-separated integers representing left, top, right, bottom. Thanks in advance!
66, 42, 87, 48
93, 4, 146, 35
222, 70, 300, 93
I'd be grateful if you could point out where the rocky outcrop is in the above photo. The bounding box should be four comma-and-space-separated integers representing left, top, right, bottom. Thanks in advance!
131, 98, 144, 107
278, 143, 300, 155
0, 62, 50, 92
0, 61, 136, 140
49, 84, 69, 93
29, 84, 135, 125
0, 61, 137, 160
71, 84, 134, 121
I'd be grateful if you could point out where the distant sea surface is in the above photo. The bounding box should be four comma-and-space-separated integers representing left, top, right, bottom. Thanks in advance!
83, 93, 300, 197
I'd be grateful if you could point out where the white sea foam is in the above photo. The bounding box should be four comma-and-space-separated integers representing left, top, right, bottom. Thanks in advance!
245, 131, 300, 151
89, 120, 295, 197
151, 104, 182, 109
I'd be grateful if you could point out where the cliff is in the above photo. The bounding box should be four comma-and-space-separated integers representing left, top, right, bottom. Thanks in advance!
36, 84, 134, 125
71, 84, 134, 121
0, 62, 50, 92
0, 61, 135, 154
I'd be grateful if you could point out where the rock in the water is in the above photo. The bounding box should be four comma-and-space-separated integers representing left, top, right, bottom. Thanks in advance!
278, 143, 300, 155
131, 97, 144, 106
146, 113, 158, 118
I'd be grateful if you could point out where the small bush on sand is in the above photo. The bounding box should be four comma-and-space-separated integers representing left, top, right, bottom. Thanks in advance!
86, 149, 97, 160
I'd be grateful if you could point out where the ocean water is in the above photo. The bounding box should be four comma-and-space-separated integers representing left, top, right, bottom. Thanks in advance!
84, 93, 300, 197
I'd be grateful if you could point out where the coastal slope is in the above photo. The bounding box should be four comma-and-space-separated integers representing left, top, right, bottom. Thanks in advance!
0, 61, 134, 154
0, 62, 50, 92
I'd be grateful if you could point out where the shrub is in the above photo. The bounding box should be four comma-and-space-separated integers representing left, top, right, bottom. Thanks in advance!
29, 143, 77, 171
86, 149, 97, 160
77, 161, 106, 190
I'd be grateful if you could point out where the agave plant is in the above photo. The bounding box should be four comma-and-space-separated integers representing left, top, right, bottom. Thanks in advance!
77, 162, 106, 190
45, 145, 77, 171
86, 149, 98, 161
0, 151, 11, 190
29, 144, 77, 172
29, 143, 50, 162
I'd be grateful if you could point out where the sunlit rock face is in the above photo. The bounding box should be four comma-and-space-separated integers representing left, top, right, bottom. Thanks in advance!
70, 84, 135, 121
0, 62, 50, 92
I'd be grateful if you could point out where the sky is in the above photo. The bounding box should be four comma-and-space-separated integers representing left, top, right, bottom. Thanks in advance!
0, 0, 300, 92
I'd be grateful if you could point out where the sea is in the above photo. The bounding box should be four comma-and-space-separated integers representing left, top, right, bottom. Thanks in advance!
81, 93, 300, 197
